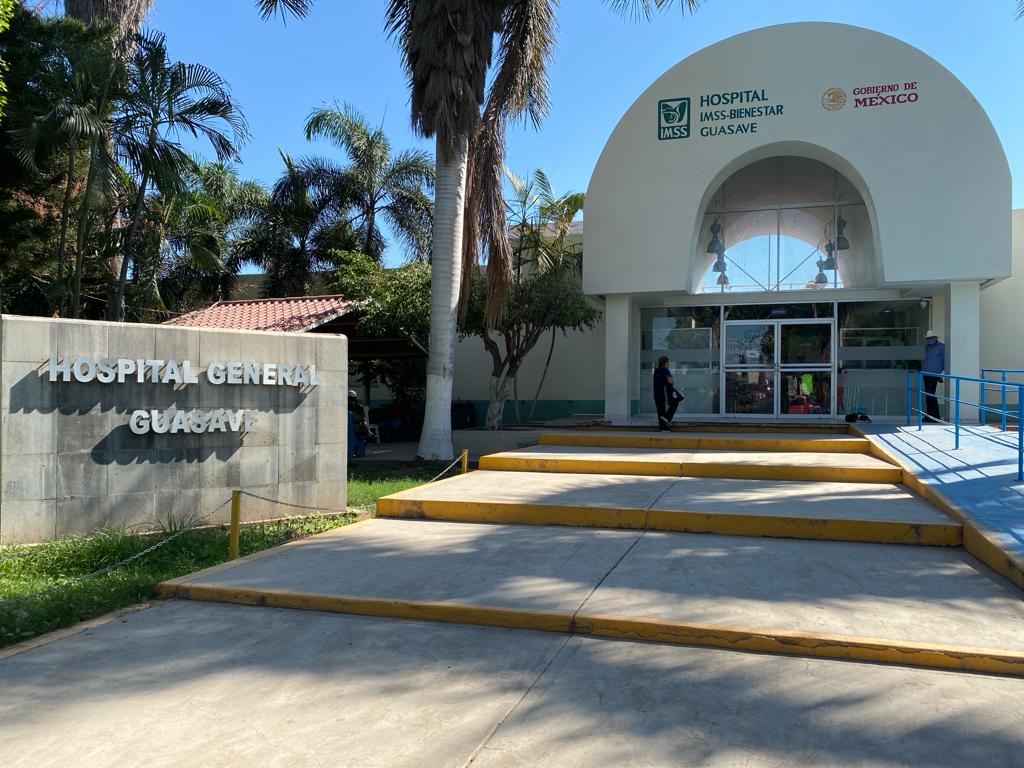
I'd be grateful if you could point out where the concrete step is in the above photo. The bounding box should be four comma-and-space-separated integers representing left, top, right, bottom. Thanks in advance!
157, 519, 1024, 677
378, 470, 960, 546
478, 445, 903, 484
540, 430, 873, 454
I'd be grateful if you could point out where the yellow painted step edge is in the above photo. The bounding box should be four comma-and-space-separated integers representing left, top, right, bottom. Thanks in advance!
478, 455, 903, 484
680, 462, 903, 484
374, 497, 962, 547
153, 583, 1024, 678
539, 433, 872, 454
478, 456, 684, 476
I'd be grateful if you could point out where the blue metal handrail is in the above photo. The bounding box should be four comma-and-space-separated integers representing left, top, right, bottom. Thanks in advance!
981, 369, 1024, 432
905, 370, 1024, 481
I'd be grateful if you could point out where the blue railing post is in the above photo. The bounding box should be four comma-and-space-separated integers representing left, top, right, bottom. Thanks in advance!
980, 371, 987, 427
905, 370, 911, 427
1018, 391, 1023, 483
954, 378, 961, 450
1002, 372, 1008, 432
917, 372, 923, 431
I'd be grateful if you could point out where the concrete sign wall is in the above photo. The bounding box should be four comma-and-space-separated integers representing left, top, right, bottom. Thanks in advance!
0, 315, 347, 544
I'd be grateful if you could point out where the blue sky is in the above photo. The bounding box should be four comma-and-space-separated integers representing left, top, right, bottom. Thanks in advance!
149, 0, 1024, 265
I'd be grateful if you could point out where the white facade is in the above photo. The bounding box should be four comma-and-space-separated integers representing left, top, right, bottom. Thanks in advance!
577, 22, 1014, 423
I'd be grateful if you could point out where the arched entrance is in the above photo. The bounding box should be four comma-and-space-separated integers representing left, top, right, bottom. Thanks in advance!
696, 156, 874, 418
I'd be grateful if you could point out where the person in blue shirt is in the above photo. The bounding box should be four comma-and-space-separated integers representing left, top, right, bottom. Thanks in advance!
922, 330, 946, 422
653, 356, 681, 431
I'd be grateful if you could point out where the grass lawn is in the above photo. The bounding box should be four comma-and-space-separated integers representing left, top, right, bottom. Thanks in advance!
346, 460, 450, 509
0, 461, 444, 649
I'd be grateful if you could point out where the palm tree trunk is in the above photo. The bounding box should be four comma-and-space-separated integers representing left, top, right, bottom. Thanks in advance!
111, 169, 150, 321
364, 203, 375, 258
528, 329, 557, 423
55, 141, 77, 308
71, 141, 101, 318
417, 134, 469, 460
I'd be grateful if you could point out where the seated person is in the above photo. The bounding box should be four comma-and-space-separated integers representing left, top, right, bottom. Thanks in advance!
348, 390, 369, 439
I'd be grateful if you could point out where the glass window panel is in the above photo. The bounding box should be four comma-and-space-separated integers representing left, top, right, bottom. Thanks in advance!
779, 206, 840, 291
725, 323, 774, 367
781, 371, 831, 415
698, 155, 870, 293
781, 323, 832, 365
837, 300, 930, 416
640, 306, 720, 415
725, 371, 774, 415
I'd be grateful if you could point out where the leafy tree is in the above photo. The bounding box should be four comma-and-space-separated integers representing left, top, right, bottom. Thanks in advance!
461, 260, 600, 429
110, 30, 247, 319
334, 250, 430, 405
0, 0, 13, 121
304, 102, 433, 261
0, 7, 103, 314
8, 9, 123, 317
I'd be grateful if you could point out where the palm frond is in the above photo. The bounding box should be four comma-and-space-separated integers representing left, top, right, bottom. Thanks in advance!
255, 0, 313, 22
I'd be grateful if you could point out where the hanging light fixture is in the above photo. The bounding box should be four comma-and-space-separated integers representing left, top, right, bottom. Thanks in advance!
821, 241, 837, 271
717, 272, 730, 286
813, 259, 829, 285
712, 255, 727, 272
706, 219, 725, 255
836, 213, 850, 251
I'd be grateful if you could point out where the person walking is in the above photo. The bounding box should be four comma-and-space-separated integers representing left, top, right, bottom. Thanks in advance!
922, 330, 946, 423
653, 356, 680, 431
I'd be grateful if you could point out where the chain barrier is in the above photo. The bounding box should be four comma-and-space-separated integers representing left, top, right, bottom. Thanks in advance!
0, 497, 234, 613
237, 489, 354, 514
428, 452, 465, 483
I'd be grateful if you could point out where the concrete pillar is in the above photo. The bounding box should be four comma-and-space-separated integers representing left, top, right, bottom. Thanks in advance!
604, 294, 631, 420
947, 281, 981, 421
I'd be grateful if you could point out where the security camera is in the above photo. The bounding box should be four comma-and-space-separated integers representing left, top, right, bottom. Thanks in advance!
919, 299, 929, 310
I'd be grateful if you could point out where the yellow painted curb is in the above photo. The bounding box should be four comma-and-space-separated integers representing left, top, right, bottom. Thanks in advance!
680, 461, 903, 484
374, 497, 961, 546
477, 455, 684, 476
479, 454, 902, 484
155, 584, 1024, 678
539, 432, 872, 454
850, 424, 1024, 593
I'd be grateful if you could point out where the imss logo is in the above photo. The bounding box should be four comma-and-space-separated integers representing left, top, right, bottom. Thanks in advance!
658, 98, 691, 140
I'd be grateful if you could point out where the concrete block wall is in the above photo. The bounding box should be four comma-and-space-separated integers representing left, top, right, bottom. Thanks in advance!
0, 315, 347, 543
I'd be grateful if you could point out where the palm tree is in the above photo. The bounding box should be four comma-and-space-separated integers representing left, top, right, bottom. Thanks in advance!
145, 162, 267, 316
65, 0, 155, 57
235, 150, 360, 298
8, 16, 118, 312
109, 31, 247, 320
503, 168, 586, 422
304, 103, 433, 260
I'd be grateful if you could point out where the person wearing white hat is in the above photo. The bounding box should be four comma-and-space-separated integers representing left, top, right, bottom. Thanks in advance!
922, 330, 946, 422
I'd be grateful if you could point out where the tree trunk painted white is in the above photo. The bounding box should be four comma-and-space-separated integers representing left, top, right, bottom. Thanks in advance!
417, 134, 469, 460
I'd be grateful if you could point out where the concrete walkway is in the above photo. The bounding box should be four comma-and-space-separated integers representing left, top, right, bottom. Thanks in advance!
158, 518, 1024, 673
3, 601, 1024, 768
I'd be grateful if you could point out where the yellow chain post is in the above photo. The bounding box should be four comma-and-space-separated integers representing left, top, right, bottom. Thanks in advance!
461, 448, 469, 474
228, 490, 241, 560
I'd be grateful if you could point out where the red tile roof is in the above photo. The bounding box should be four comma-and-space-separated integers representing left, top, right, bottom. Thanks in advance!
164, 295, 355, 333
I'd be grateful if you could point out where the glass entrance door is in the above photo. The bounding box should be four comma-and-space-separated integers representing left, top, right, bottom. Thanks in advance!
723, 319, 834, 418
